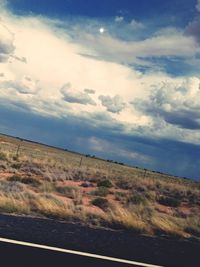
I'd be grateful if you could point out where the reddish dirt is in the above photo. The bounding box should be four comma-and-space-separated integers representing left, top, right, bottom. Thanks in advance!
155, 203, 175, 215
0, 172, 14, 179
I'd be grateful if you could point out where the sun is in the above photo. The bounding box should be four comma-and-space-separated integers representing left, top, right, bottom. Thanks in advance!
99, 27, 105, 34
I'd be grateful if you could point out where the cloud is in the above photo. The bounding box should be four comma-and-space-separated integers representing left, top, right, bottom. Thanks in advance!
196, 0, 200, 11
185, 19, 200, 43
0, 76, 40, 94
74, 29, 199, 66
115, 16, 124, 23
88, 136, 150, 163
61, 83, 96, 105
84, 88, 95, 94
0, 3, 199, 149
129, 19, 144, 30
134, 77, 200, 130
99, 94, 126, 113
0, 22, 15, 62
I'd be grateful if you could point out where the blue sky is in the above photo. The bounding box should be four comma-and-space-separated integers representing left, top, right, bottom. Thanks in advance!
0, 0, 200, 180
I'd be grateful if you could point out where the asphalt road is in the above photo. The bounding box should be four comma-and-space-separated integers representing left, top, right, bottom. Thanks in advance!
0, 240, 142, 267
0, 214, 199, 267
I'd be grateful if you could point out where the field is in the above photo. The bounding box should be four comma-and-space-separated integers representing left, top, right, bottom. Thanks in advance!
0, 133, 199, 239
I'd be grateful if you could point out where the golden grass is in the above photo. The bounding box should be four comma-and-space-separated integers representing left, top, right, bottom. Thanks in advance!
0, 193, 30, 214
108, 205, 148, 234
0, 134, 199, 238
151, 213, 185, 237
31, 194, 74, 219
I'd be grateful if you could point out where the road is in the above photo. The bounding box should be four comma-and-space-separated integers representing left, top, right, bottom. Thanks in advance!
0, 238, 161, 267
0, 214, 199, 267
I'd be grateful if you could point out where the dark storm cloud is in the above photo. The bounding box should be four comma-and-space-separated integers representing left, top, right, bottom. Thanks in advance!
0, 105, 200, 180
185, 19, 200, 43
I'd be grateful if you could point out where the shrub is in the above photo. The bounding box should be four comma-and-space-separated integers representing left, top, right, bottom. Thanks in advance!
56, 185, 78, 198
108, 205, 147, 234
151, 213, 184, 237
145, 191, 156, 201
184, 217, 200, 236
20, 177, 41, 187
116, 179, 132, 190
7, 175, 22, 182
157, 196, 181, 207
0, 152, 7, 161
97, 179, 113, 188
0, 195, 30, 214
127, 193, 147, 205
12, 155, 19, 161
11, 163, 22, 170
92, 187, 110, 197
115, 191, 127, 202
40, 182, 56, 193
92, 197, 109, 210
7, 175, 41, 187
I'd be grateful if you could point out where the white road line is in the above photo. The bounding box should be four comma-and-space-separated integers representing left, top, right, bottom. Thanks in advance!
0, 237, 164, 267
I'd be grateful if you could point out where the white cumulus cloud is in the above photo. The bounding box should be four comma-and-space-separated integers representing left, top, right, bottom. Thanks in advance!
99, 95, 126, 113
61, 83, 96, 106
0, 23, 15, 62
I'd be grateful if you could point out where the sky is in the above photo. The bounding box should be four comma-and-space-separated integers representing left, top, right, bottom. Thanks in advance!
0, 0, 200, 180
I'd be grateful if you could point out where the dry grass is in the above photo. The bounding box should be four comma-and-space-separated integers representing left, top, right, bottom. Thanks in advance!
0, 134, 199, 238
0, 193, 30, 214
108, 205, 148, 234
32, 194, 74, 219
151, 213, 185, 237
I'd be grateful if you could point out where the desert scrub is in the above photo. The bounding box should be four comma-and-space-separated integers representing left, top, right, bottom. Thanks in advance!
0, 152, 7, 161
151, 213, 184, 237
7, 175, 22, 182
157, 196, 181, 207
115, 191, 127, 203
127, 192, 148, 205
91, 186, 110, 197
97, 179, 113, 188
108, 205, 147, 234
10, 163, 22, 170
0, 194, 30, 214
32, 193, 74, 219
55, 185, 79, 198
115, 179, 133, 190
7, 175, 41, 187
144, 191, 156, 201
40, 182, 56, 193
92, 197, 109, 210
0, 180, 25, 193
184, 216, 200, 237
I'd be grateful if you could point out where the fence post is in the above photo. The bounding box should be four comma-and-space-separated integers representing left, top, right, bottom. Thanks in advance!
79, 157, 83, 168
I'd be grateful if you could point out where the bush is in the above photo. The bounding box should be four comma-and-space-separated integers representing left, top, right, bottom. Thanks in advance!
7, 175, 41, 187
11, 163, 22, 170
116, 180, 132, 190
56, 185, 78, 198
157, 196, 181, 207
97, 179, 113, 188
0, 152, 7, 161
21, 177, 41, 187
92, 197, 109, 210
92, 187, 110, 197
7, 175, 22, 182
115, 191, 127, 202
12, 155, 19, 161
127, 193, 147, 205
